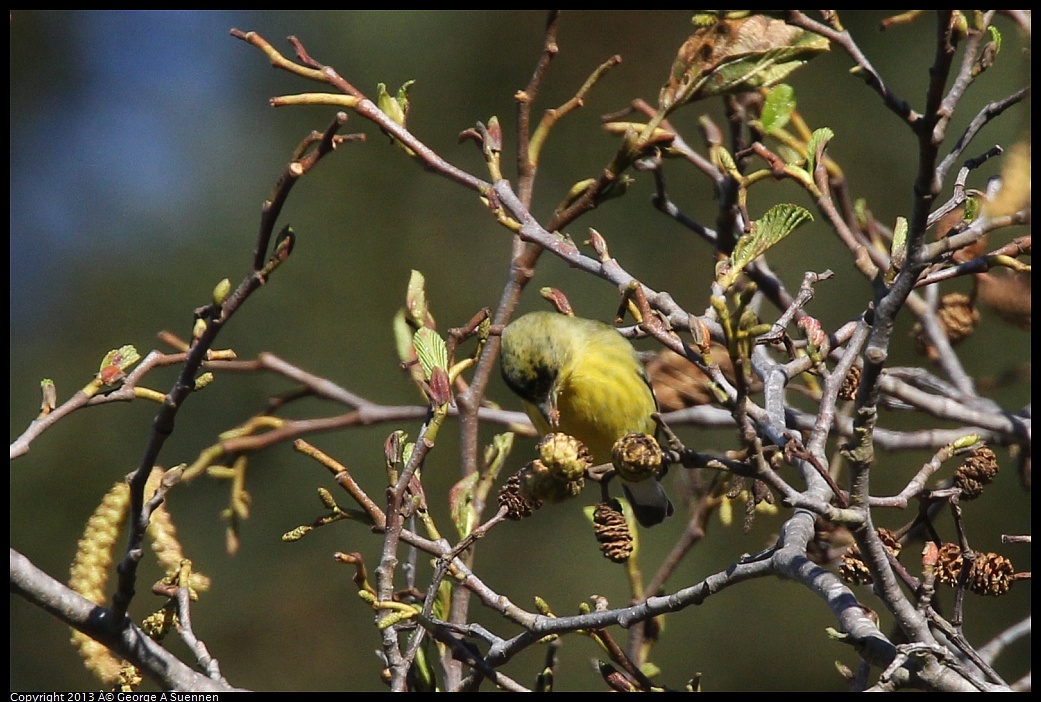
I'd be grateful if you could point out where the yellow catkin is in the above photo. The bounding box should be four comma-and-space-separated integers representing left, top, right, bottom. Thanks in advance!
141, 467, 211, 592
69, 480, 130, 684
69, 467, 210, 684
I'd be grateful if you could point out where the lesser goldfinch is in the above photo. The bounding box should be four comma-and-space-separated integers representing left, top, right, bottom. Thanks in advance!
499, 311, 674, 526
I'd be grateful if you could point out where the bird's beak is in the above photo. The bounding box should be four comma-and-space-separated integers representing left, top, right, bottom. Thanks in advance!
540, 391, 561, 428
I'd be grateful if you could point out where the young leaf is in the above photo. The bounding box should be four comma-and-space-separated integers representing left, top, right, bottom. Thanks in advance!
449, 471, 479, 539
720, 204, 813, 289
805, 127, 835, 178
376, 80, 415, 127
759, 83, 796, 135
393, 309, 417, 367
413, 327, 448, 381
405, 269, 434, 329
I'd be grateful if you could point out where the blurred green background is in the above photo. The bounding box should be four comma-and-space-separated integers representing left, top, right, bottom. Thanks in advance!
10, 11, 1030, 691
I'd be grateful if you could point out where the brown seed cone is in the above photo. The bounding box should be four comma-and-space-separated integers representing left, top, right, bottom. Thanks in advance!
498, 472, 541, 520
592, 500, 634, 563
838, 528, 902, 585
537, 432, 593, 482
612, 432, 663, 483
967, 552, 1016, 596
954, 445, 999, 500
519, 459, 584, 504
913, 292, 980, 359
935, 542, 966, 587
839, 364, 861, 401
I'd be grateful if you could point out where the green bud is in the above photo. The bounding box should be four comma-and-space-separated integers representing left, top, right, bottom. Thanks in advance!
212, 278, 231, 306
376, 80, 415, 127
99, 345, 141, 374
40, 379, 57, 414
953, 434, 981, 450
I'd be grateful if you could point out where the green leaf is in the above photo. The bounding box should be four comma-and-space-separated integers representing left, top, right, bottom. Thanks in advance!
853, 198, 869, 228
413, 327, 447, 381
804, 127, 834, 177
890, 216, 908, 264
376, 80, 415, 127
988, 25, 1002, 54
431, 579, 453, 623
392, 309, 415, 366
411, 638, 438, 692
482, 432, 515, 484
449, 471, 479, 539
721, 204, 813, 289
713, 145, 738, 175
882, 217, 907, 285
777, 144, 803, 166
759, 83, 795, 134
640, 662, 663, 680
405, 269, 431, 329
375, 80, 417, 155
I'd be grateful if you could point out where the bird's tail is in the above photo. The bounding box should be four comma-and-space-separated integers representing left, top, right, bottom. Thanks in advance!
622, 478, 674, 527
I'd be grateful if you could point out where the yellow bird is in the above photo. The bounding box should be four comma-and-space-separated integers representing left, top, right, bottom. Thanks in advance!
499, 311, 674, 526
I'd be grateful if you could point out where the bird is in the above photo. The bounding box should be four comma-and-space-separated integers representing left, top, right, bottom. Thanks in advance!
499, 310, 674, 526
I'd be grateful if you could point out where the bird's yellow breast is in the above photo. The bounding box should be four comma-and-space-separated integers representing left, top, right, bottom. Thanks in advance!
546, 341, 657, 464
